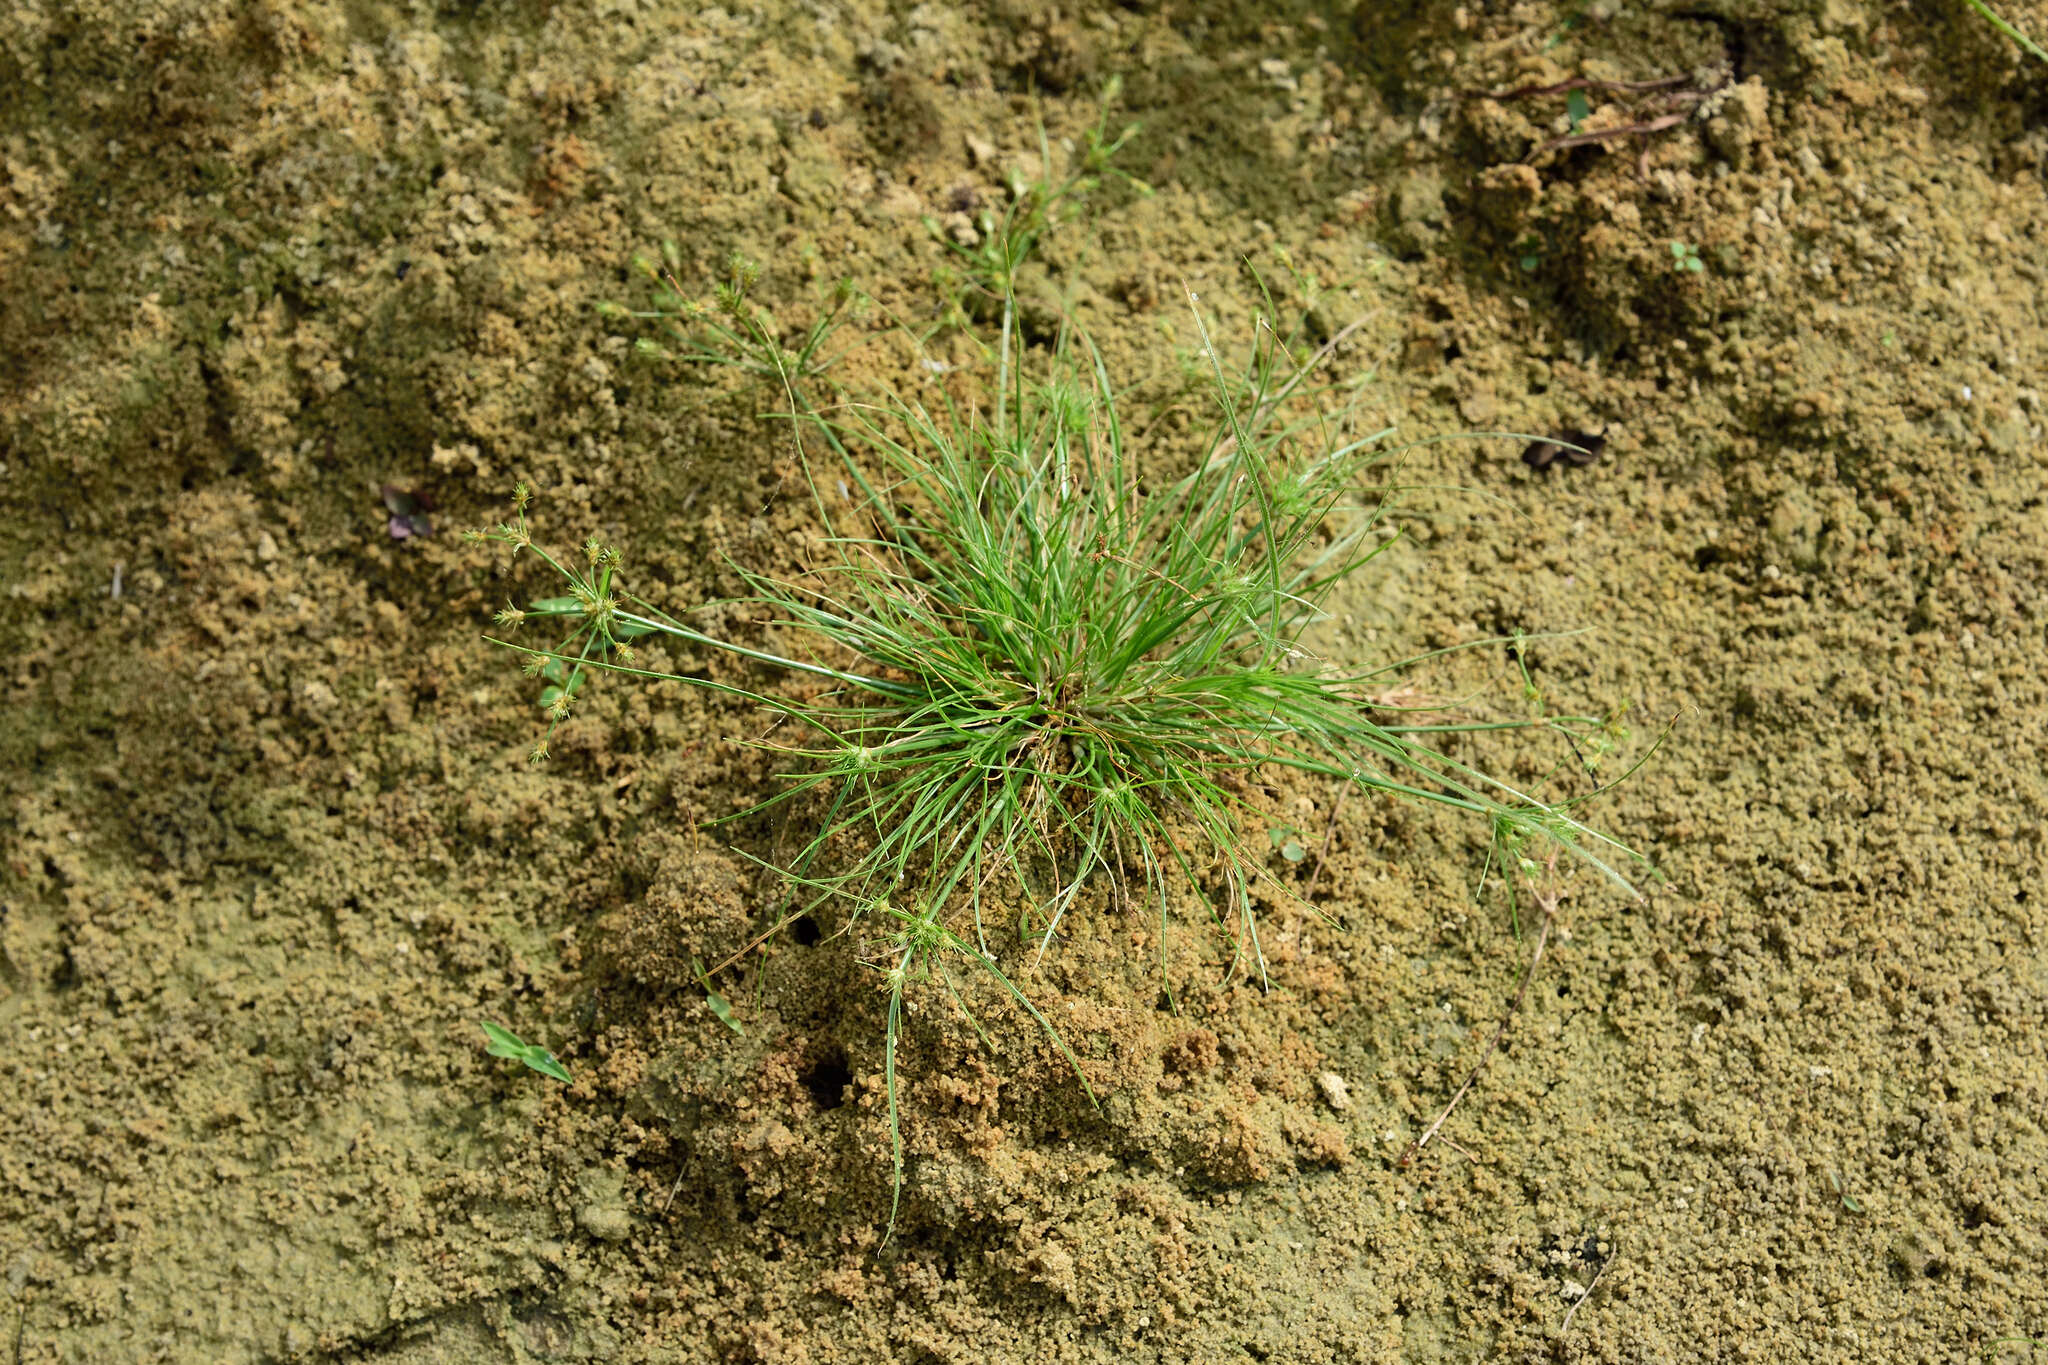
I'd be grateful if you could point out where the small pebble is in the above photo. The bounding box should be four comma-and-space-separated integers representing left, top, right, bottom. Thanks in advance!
578, 1202, 632, 1243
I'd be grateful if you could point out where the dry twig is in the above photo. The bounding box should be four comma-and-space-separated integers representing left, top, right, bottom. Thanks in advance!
1301, 784, 1349, 899
1472, 74, 1693, 102
1561, 1248, 1612, 1334
1534, 111, 1688, 156
1398, 880, 1562, 1167
1466, 64, 1734, 171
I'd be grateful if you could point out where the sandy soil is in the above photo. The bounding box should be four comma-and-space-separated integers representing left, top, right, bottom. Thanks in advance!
3, 1, 2046, 1361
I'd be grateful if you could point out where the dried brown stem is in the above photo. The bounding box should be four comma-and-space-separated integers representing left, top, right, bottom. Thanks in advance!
1471, 74, 1693, 102
1301, 784, 1348, 899
1560, 1247, 1612, 1334
1534, 111, 1688, 156
1398, 883, 1561, 1167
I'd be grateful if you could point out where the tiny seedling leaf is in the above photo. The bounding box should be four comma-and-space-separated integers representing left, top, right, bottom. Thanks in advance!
1267, 826, 1309, 862
693, 957, 746, 1036
481, 1021, 573, 1084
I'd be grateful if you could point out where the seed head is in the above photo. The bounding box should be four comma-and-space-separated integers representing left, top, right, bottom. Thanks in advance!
725, 250, 762, 290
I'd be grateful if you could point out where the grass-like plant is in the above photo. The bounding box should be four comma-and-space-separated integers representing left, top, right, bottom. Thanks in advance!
1966, 0, 2048, 65
471, 117, 1642, 1237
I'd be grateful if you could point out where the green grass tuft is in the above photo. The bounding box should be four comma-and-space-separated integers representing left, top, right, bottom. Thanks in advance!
471, 97, 1646, 1238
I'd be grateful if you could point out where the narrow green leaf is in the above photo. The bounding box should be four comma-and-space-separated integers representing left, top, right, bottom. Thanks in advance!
480, 1022, 573, 1084
480, 1021, 523, 1056
693, 958, 746, 1036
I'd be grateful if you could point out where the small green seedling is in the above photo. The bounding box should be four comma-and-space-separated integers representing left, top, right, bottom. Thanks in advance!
1565, 88, 1591, 133
1268, 825, 1310, 864
1827, 1169, 1865, 1214
1670, 240, 1705, 274
481, 1021, 573, 1084
693, 957, 745, 1036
